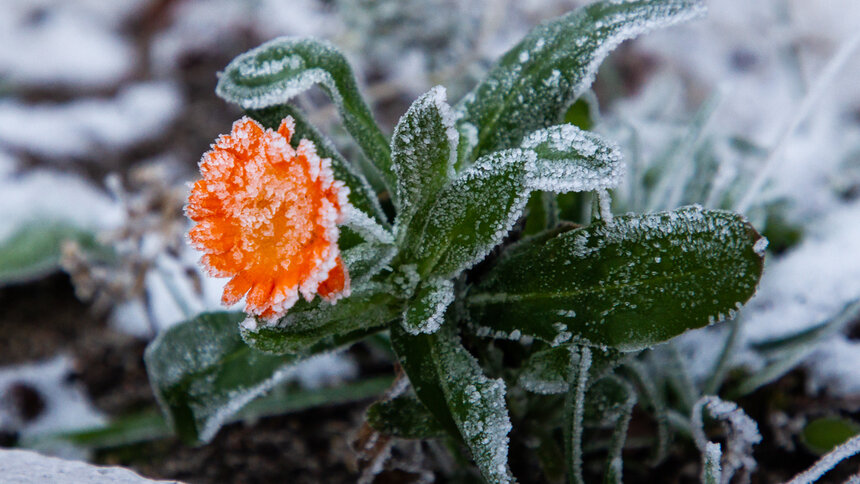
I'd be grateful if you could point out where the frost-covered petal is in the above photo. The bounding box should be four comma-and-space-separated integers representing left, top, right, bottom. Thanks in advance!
186, 116, 352, 321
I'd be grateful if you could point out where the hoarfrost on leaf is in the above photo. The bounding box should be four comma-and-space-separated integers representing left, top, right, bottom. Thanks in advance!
786, 435, 860, 484
402, 149, 535, 278
389, 325, 515, 483
392, 86, 458, 233
433, 328, 515, 484
468, 206, 765, 351
216, 37, 394, 196
454, 0, 706, 159
521, 124, 624, 193
401, 277, 455, 335
343, 206, 394, 245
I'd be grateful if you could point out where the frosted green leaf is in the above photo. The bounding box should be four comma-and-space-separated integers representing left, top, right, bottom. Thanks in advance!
518, 346, 575, 395
517, 345, 622, 395
521, 124, 624, 193
455, 0, 705, 161
144, 312, 371, 443
366, 394, 447, 439
246, 104, 390, 230
467, 205, 765, 352
240, 283, 399, 355
402, 149, 535, 278
0, 222, 103, 286
392, 86, 458, 232
401, 278, 455, 335
390, 324, 515, 483
341, 241, 397, 284
217, 37, 394, 197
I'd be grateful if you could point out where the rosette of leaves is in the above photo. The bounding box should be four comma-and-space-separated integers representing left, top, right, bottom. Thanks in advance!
145, 1, 767, 482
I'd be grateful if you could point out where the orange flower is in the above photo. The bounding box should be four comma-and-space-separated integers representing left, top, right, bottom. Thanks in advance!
186, 116, 351, 321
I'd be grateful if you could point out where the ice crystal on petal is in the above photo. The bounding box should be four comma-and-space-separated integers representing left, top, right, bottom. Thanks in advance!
186, 116, 352, 321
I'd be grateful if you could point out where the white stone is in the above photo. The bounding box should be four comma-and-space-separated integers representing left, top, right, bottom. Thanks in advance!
0, 449, 182, 484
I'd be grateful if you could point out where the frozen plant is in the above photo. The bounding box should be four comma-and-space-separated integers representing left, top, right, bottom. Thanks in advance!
144, 0, 779, 482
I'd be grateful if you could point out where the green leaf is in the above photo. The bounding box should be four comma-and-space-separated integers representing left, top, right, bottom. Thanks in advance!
0, 222, 101, 286
145, 311, 371, 443
367, 394, 447, 439
217, 37, 394, 197
401, 149, 534, 278
517, 345, 622, 395
468, 205, 765, 352
518, 345, 575, 395
26, 409, 169, 450
342, 241, 397, 283
397, 123, 621, 278
389, 324, 459, 437
802, 417, 860, 455
240, 283, 399, 355
520, 124, 623, 193
455, 0, 705, 161
246, 103, 390, 232
401, 277, 455, 335
391, 86, 458, 231
235, 374, 393, 422
390, 323, 515, 483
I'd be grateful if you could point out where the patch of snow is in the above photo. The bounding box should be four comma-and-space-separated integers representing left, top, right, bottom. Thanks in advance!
0, 448, 180, 483
805, 337, 860, 397
0, 168, 122, 243
0, 83, 182, 160
0, 0, 141, 88
742, 201, 860, 344
0, 356, 105, 442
